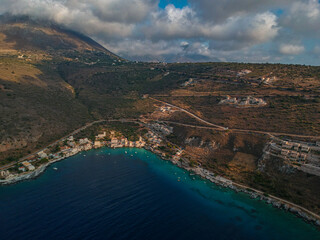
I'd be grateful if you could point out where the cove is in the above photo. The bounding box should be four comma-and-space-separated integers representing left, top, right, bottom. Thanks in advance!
0, 147, 319, 240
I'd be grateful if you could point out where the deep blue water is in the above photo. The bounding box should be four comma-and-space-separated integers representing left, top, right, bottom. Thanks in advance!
0, 148, 319, 240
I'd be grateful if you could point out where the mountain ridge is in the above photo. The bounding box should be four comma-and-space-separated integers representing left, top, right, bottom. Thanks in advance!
0, 14, 120, 59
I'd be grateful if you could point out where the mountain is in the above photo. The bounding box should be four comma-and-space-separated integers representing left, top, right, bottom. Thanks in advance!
0, 15, 139, 161
0, 15, 187, 162
0, 14, 119, 58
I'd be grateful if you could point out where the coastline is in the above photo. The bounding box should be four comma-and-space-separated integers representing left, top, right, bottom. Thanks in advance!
0, 156, 67, 185
145, 146, 320, 227
1, 145, 320, 228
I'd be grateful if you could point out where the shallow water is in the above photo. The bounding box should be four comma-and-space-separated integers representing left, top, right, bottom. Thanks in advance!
0, 147, 319, 240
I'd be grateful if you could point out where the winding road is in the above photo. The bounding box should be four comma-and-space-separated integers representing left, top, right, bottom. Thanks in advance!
149, 97, 320, 140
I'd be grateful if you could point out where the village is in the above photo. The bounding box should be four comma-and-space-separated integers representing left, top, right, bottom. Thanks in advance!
0, 122, 186, 182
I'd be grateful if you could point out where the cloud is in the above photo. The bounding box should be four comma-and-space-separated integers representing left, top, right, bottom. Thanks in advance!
0, 0, 319, 64
142, 5, 278, 51
189, 0, 293, 22
280, 0, 320, 37
279, 44, 305, 55
0, 0, 156, 39
314, 46, 320, 54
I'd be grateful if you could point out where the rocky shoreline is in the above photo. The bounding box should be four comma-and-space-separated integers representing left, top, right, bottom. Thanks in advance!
149, 147, 320, 228
0, 163, 49, 185
0, 157, 66, 185
1, 146, 320, 228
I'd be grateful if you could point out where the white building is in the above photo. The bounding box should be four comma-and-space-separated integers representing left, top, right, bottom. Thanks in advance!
94, 141, 102, 148
96, 132, 107, 140
79, 138, 90, 145
38, 151, 48, 159
67, 136, 74, 141
22, 161, 36, 171
0, 170, 10, 178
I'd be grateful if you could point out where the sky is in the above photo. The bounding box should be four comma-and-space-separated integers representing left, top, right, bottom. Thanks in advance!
1, 0, 320, 65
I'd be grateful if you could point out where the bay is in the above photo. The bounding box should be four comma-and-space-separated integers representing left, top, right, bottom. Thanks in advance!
0, 147, 319, 240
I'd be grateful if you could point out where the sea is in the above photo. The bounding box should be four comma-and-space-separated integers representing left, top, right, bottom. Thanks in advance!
0, 147, 319, 240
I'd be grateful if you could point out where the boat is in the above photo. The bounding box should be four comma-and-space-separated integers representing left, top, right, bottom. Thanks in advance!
125, 151, 127, 154
53, 167, 58, 170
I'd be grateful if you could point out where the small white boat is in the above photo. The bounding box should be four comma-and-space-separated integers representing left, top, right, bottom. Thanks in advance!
53, 167, 58, 170
130, 154, 133, 157
135, 152, 137, 154
125, 151, 127, 154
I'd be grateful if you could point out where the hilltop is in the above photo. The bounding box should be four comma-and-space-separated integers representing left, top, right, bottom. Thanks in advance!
0, 14, 118, 56
0, 15, 179, 162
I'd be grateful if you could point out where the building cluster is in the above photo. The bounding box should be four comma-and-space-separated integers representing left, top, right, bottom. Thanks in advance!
51, 136, 93, 160
219, 95, 267, 107
172, 149, 183, 162
108, 136, 146, 149
280, 141, 310, 162
266, 139, 320, 177
93, 131, 146, 149
269, 140, 316, 163
259, 76, 277, 85
0, 170, 11, 179
149, 123, 173, 136
181, 78, 195, 87
20, 161, 35, 172
237, 69, 252, 77
146, 131, 163, 148
159, 106, 172, 113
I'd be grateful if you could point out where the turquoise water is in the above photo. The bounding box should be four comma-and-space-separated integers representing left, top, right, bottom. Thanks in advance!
0, 147, 319, 240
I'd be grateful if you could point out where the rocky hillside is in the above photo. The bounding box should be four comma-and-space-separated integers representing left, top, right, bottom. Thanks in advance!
0, 14, 118, 56
0, 15, 125, 162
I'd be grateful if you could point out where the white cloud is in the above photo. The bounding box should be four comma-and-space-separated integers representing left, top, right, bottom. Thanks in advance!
142, 5, 278, 51
0, 0, 319, 64
0, 0, 156, 39
279, 44, 305, 55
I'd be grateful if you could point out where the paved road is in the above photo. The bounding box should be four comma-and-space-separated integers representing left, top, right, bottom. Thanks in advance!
150, 97, 227, 130
150, 97, 320, 140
